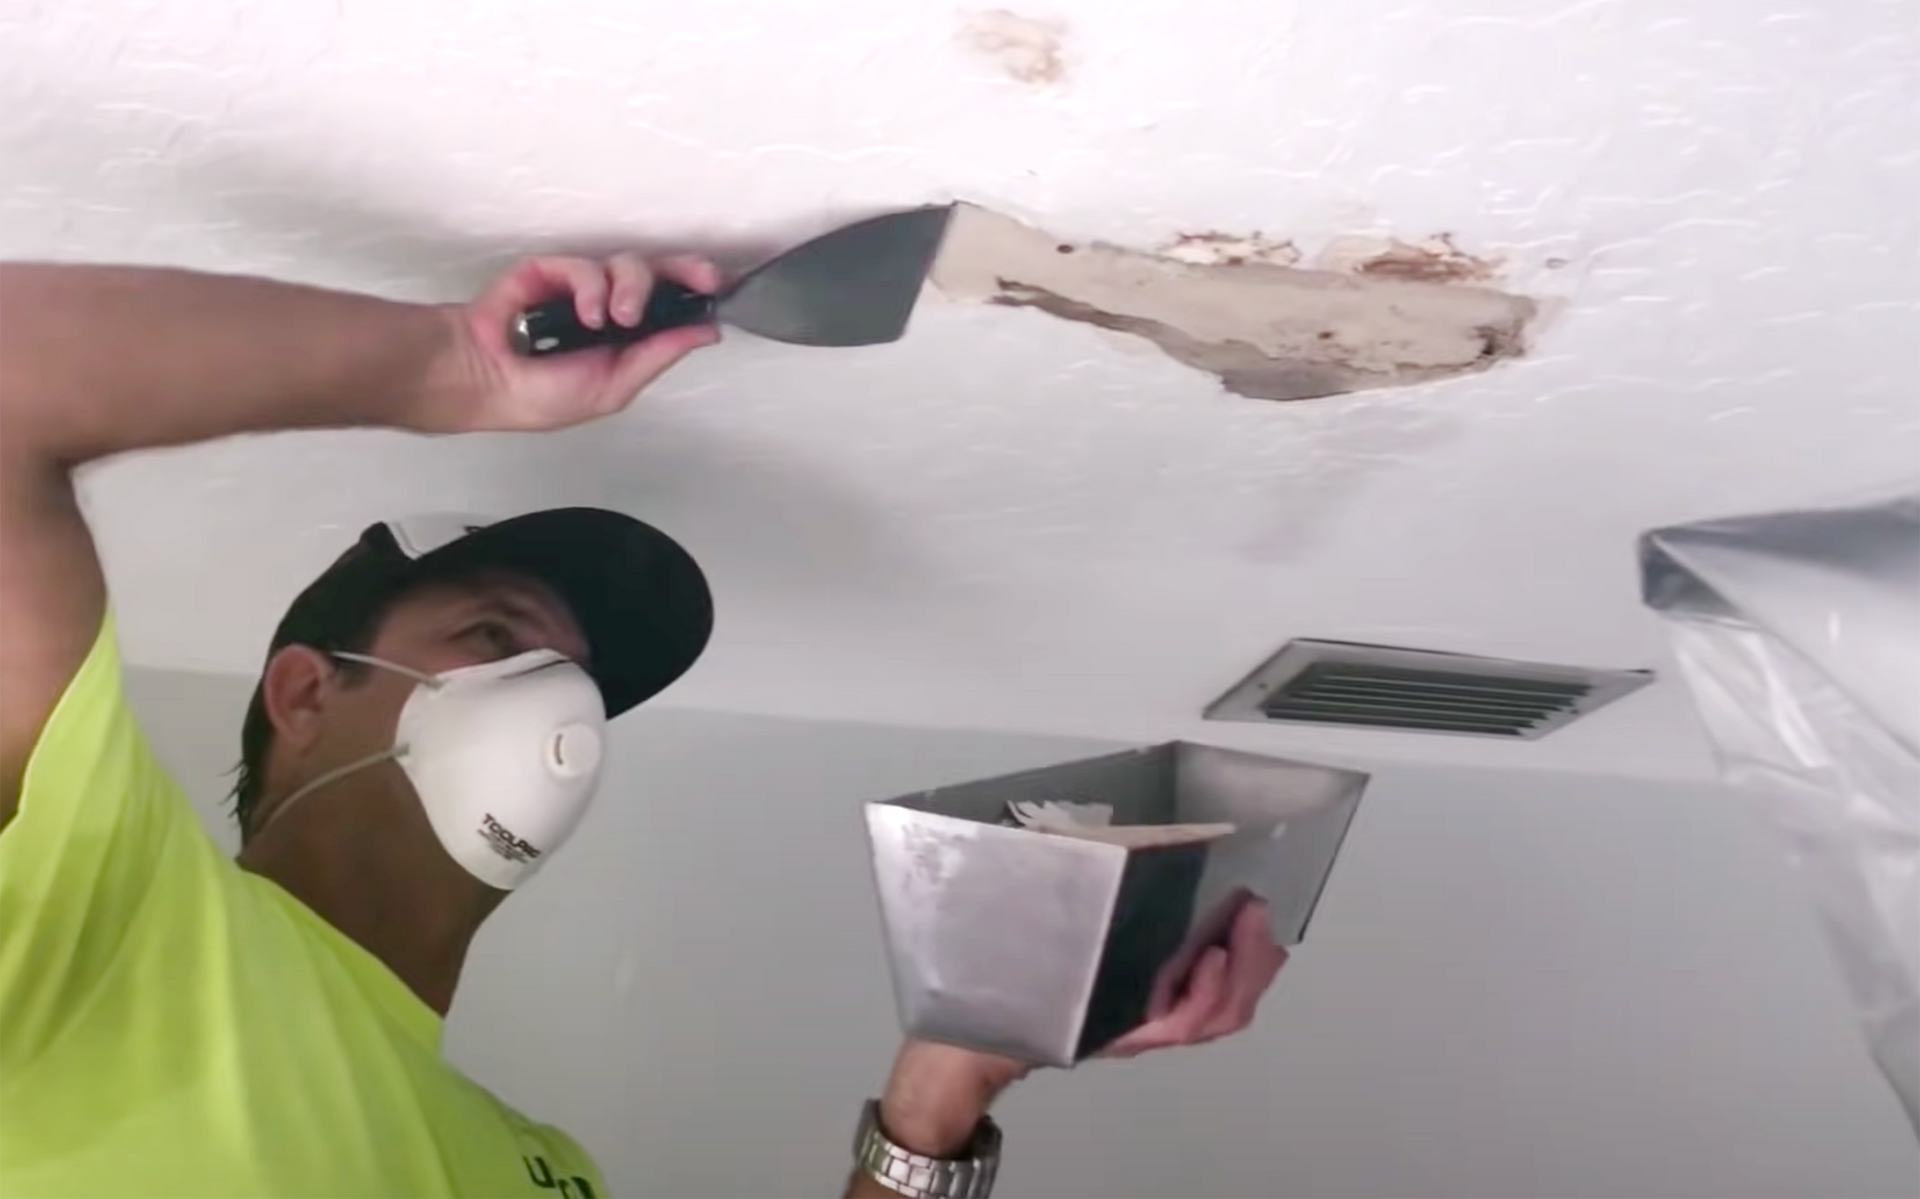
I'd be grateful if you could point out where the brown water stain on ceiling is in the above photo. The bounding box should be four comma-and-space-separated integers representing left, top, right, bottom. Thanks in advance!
1318, 233, 1503, 283
931, 204, 1539, 401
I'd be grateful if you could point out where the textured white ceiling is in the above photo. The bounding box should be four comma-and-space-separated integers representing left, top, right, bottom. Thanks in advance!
5, 0, 1916, 781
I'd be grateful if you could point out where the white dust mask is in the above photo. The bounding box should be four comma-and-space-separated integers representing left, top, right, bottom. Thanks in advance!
268, 649, 608, 890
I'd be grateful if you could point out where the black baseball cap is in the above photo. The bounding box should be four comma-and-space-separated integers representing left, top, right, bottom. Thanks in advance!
264, 507, 712, 717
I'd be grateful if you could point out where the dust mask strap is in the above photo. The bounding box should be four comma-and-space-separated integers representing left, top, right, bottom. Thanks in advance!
258, 651, 427, 831
265, 747, 400, 831
334, 651, 438, 687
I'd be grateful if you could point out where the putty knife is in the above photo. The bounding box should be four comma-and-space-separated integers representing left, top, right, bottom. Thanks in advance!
509, 204, 955, 356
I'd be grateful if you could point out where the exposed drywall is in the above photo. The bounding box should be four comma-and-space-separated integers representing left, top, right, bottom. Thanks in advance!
932, 203, 1538, 400
128, 663, 1920, 1198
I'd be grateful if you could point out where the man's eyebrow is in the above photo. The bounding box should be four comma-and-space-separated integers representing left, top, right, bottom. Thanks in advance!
471, 593, 547, 622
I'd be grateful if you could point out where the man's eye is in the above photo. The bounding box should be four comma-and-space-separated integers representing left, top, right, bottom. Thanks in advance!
467, 622, 519, 656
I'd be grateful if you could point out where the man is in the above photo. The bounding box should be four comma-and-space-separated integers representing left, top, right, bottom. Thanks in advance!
0, 253, 1285, 1197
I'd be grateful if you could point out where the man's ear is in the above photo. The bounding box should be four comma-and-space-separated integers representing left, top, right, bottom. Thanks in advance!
260, 645, 336, 754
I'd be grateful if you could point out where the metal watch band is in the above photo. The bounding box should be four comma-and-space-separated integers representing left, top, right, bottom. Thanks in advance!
853, 1098, 1002, 1199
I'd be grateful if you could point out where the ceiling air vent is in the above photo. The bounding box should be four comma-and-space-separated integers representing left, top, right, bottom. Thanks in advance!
1204, 640, 1654, 740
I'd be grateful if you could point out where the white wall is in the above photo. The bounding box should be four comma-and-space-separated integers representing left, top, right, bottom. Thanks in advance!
129, 665, 1918, 1198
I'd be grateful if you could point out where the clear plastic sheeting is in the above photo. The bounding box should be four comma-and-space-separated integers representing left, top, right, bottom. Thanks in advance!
1640, 488, 1920, 1138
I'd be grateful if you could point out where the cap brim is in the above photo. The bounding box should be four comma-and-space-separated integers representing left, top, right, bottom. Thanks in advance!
415, 508, 712, 718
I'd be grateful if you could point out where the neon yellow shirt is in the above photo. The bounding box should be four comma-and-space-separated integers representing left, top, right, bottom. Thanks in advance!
0, 615, 607, 1198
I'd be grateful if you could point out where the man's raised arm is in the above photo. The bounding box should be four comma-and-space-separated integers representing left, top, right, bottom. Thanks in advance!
0, 256, 717, 822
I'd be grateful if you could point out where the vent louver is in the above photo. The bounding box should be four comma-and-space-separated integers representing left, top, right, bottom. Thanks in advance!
1204, 641, 1653, 740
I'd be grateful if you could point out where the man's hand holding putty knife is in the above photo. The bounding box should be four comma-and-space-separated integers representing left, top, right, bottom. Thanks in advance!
508, 204, 957, 355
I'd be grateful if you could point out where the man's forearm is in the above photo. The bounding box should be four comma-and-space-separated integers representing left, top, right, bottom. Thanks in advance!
0, 264, 472, 468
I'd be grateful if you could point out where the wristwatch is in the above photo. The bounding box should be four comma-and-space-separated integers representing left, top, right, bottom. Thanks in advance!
852, 1099, 1002, 1198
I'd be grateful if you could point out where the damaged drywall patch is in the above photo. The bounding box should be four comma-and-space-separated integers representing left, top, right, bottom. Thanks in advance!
957, 9, 1070, 85
987, 282, 1354, 401
931, 204, 1539, 402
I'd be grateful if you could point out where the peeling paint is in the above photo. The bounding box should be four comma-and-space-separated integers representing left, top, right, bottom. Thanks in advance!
933, 204, 1538, 401
956, 9, 1070, 85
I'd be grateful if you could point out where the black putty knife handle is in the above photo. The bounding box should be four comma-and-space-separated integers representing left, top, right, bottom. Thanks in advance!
509, 280, 716, 357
